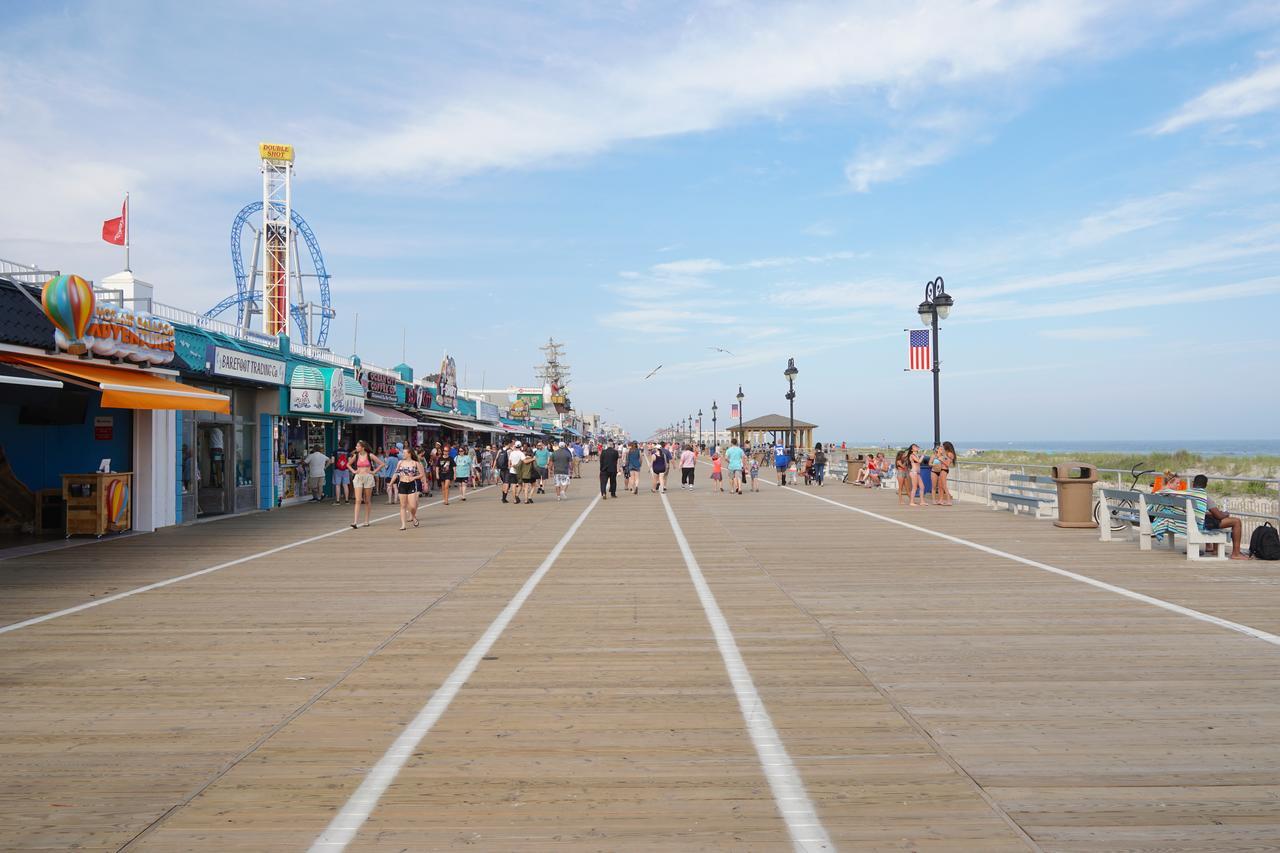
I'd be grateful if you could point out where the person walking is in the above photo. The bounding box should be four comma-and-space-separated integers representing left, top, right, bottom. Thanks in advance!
679, 443, 697, 490
725, 438, 745, 495
507, 441, 527, 504
534, 441, 551, 495
908, 443, 924, 507
453, 444, 472, 501
393, 447, 425, 529
935, 441, 956, 506
551, 440, 573, 500
650, 441, 669, 493
382, 445, 400, 504
599, 440, 620, 499
332, 448, 352, 505
480, 444, 494, 487
438, 443, 456, 505
711, 452, 723, 492
517, 446, 537, 503
812, 443, 827, 487
496, 441, 511, 502
349, 441, 383, 528
625, 441, 642, 495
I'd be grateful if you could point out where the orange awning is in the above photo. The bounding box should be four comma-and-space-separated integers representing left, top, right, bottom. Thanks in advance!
0, 353, 230, 413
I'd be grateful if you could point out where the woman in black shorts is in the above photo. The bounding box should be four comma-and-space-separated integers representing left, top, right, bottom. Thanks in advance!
394, 450, 425, 530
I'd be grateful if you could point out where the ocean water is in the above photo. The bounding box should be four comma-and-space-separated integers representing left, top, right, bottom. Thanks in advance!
955, 440, 1280, 457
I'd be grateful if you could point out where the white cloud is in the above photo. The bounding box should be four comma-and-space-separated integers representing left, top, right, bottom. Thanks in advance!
1067, 191, 1191, 246
1155, 61, 1280, 134
845, 110, 981, 192
1039, 325, 1152, 341
968, 276, 1280, 321
651, 251, 858, 277
309, 1, 1122, 181
651, 258, 727, 275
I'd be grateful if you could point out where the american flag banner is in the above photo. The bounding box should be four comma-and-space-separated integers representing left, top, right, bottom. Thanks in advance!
730, 403, 740, 419
908, 329, 931, 371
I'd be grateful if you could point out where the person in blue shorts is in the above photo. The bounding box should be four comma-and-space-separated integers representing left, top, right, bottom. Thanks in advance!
773, 442, 790, 486
725, 438, 745, 495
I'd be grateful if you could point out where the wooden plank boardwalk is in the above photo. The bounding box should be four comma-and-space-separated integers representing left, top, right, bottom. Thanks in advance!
2, 462, 1278, 851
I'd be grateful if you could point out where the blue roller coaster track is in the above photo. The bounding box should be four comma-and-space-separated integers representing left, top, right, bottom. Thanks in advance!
204, 202, 332, 347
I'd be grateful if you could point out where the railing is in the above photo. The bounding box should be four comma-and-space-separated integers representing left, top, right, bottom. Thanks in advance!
292, 341, 353, 368
149, 301, 280, 348
0, 258, 59, 282
948, 459, 1280, 540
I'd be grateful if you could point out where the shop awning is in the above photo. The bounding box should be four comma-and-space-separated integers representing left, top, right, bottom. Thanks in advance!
0, 352, 230, 413
423, 413, 481, 431
356, 404, 419, 427
289, 364, 327, 389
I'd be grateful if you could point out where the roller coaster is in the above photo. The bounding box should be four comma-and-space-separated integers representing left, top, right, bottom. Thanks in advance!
203, 146, 334, 348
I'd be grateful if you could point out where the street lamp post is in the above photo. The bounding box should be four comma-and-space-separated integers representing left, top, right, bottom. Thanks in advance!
784, 358, 798, 456
711, 401, 718, 453
917, 276, 954, 448
697, 408, 703, 449
736, 385, 744, 447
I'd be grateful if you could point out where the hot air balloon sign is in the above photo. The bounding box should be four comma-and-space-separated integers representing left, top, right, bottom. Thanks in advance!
105, 477, 130, 528
41, 274, 95, 355
39, 274, 175, 364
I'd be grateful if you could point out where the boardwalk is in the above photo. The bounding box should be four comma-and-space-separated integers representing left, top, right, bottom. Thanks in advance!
3, 461, 1279, 851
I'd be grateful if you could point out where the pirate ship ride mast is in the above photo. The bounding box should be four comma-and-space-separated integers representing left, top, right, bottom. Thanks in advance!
535, 338, 571, 411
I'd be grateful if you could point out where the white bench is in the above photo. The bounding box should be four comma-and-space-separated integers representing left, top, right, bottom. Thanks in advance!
1096, 488, 1143, 542
991, 473, 1057, 519
1138, 493, 1232, 561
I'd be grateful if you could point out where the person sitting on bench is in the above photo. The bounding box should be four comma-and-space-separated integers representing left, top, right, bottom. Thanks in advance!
1159, 474, 1247, 560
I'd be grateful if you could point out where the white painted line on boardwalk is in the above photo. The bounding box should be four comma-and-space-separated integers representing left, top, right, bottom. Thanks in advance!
0, 488, 491, 636
661, 494, 833, 853
783, 486, 1280, 649
309, 495, 600, 852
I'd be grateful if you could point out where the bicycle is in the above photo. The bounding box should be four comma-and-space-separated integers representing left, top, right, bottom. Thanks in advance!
1094, 463, 1161, 532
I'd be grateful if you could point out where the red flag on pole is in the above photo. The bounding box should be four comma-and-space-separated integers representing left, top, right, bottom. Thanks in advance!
102, 200, 126, 246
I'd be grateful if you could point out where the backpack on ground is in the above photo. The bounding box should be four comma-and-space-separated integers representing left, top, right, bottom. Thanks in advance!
1248, 522, 1280, 560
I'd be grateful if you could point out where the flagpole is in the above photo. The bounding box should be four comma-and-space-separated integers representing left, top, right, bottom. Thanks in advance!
124, 191, 131, 271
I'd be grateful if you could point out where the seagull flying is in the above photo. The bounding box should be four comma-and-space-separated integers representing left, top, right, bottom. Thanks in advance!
708, 346, 735, 355
644, 364, 663, 379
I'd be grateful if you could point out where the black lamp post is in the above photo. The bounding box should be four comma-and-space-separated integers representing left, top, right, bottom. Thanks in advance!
697, 408, 703, 449
687, 413, 693, 445
784, 357, 798, 456
736, 385, 744, 446
711, 401, 718, 452
917, 276, 954, 448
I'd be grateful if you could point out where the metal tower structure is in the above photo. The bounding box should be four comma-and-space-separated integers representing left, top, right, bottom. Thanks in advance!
261, 145, 292, 338
204, 144, 335, 347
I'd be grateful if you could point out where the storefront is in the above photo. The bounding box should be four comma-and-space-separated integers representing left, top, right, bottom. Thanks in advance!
171, 329, 285, 521
0, 276, 228, 540
345, 365, 415, 452
277, 363, 365, 504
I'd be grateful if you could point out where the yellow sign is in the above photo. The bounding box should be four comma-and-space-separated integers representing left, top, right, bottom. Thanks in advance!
259, 142, 295, 162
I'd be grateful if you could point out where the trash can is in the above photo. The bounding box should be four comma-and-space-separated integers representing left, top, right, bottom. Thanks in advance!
846, 453, 865, 485
1052, 461, 1098, 528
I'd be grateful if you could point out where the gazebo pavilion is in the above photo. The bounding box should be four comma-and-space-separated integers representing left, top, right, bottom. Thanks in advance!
728, 413, 817, 452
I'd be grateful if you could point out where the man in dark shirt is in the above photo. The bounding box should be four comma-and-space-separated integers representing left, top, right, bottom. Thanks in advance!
598, 440, 620, 499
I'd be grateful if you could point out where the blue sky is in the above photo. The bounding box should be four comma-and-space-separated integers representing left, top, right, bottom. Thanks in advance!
3, 1, 1279, 444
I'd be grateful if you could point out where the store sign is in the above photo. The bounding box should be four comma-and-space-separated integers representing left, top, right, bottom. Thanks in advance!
477, 400, 500, 422
289, 388, 325, 413
509, 398, 530, 419
360, 370, 399, 404
94, 415, 113, 440
259, 142, 294, 162
438, 354, 458, 409
404, 384, 432, 410
517, 392, 543, 410
209, 346, 285, 385
331, 391, 366, 416
40, 275, 175, 365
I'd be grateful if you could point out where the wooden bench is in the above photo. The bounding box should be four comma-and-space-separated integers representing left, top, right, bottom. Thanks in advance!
1138, 493, 1232, 561
1096, 488, 1143, 542
990, 473, 1057, 519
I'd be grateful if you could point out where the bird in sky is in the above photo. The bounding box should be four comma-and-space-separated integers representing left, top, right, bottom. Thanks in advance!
644, 365, 663, 379
708, 346, 734, 355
